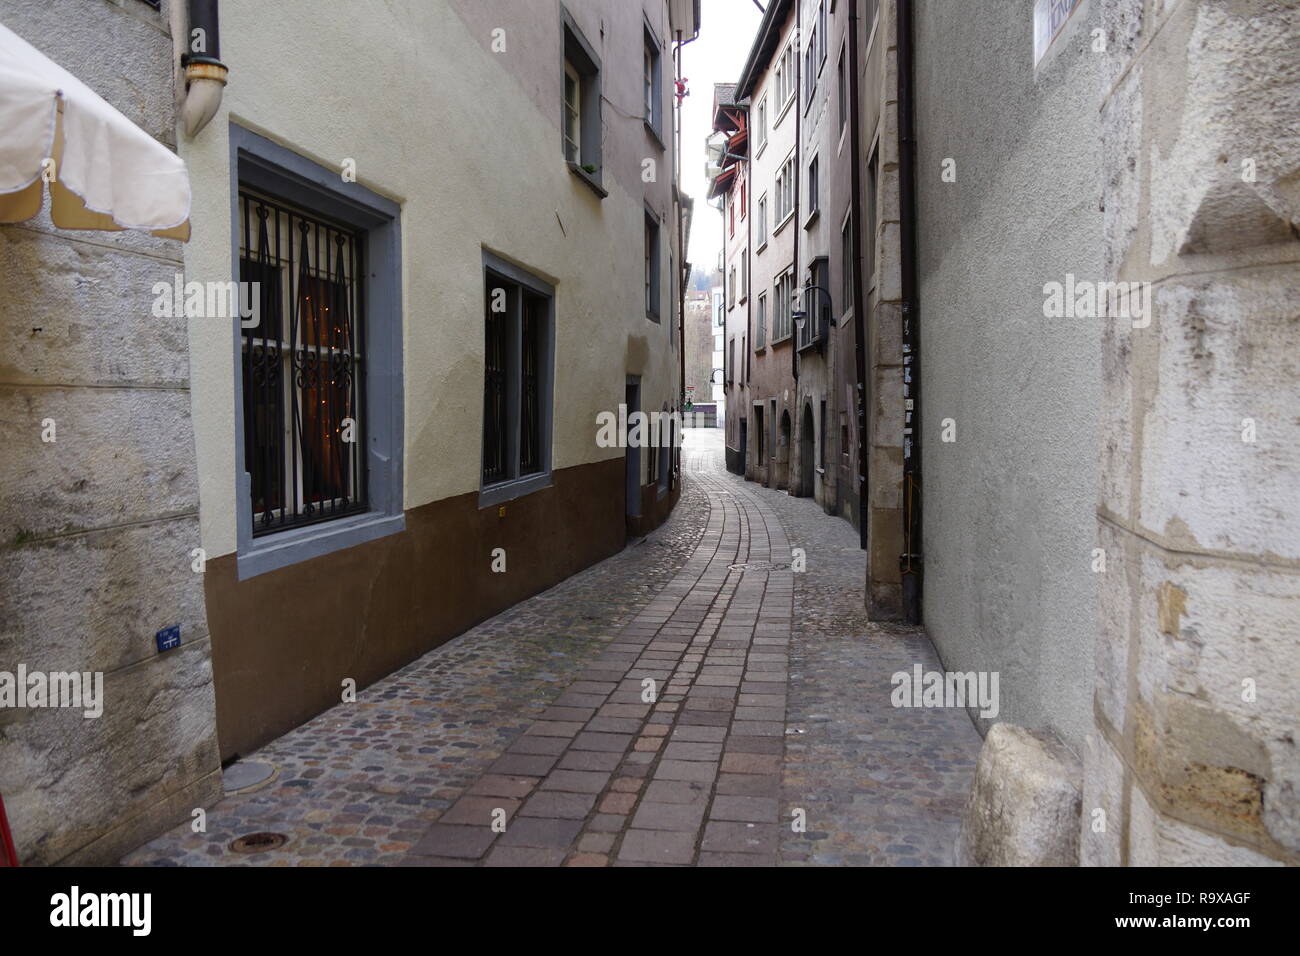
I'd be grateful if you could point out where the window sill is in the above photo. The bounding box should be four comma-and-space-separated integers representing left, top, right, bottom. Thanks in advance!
755, 239, 768, 255
774, 94, 795, 129
803, 207, 820, 230
567, 162, 608, 198
773, 211, 795, 237
754, 344, 767, 354
480, 472, 553, 509
770, 333, 793, 347
237, 510, 406, 581
644, 118, 666, 151
648, 310, 661, 323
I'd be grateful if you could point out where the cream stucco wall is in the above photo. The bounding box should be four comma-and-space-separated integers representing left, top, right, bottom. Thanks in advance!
182, 0, 681, 559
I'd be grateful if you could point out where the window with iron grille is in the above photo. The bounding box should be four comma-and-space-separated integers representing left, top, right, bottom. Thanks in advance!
238, 190, 367, 536
231, 126, 402, 580
481, 253, 555, 503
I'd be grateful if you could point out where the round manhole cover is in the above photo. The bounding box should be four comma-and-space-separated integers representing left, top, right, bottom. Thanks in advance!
229, 832, 288, 854
222, 760, 276, 793
728, 561, 790, 572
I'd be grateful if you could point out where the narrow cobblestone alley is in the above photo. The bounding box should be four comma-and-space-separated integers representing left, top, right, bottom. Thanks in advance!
124, 431, 979, 867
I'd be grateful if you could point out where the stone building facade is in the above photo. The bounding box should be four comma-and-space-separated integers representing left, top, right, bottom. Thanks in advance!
915, 0, 1298, 866
0, 0, 221, 866
1084, 0, 1299, 867
714, 0, 903, 618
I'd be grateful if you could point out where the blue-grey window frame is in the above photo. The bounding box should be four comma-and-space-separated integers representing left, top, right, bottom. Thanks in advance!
479, 250, 556, 509
561, 5, 604, 194
229, 124, 404, 580
643, 16, 665, 143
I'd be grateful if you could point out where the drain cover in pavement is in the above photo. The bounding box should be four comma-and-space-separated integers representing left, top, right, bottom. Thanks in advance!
229, 832, 288, 854
222, 760, 275, 792
728, 561, 790, 572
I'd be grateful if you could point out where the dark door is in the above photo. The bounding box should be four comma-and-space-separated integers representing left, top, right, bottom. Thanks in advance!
800, 403, 815, 496
625, 380, 641, 519
739, 418, 748, 475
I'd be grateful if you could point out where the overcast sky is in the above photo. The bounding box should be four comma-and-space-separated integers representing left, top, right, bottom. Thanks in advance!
681, 0, 764, 283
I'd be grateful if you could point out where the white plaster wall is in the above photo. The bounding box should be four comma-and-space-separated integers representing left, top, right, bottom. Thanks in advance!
182, 0, 681, 558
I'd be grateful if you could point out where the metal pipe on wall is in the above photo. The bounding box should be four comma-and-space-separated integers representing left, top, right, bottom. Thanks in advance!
848, 0, 868, 553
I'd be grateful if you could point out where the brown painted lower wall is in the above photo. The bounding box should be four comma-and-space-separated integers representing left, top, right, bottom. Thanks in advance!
628, 477, 681, 538
205, 455, 668, 761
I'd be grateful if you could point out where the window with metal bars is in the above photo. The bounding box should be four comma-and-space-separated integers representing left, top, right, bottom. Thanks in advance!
482, 256, 554, 500
238, 190, 367, 536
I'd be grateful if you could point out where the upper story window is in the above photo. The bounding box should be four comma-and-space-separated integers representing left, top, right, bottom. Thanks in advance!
774, 43, 796, 113
643, 24, 663, 137
837, 46, 848, 134
755, 96, 768, 152
481, 253, 555, 505
807, 155, 820, 220
775, 153, 796, 226
805, 21, 819, 105
773, 269, 795, 342
645, 210, 661, 321
841, 208, 854, 312
756, 193, 768, 248
562, 8, 602, 184
756, 292, 767, 349
564, 63, 582, 163
866, 145, 879, 286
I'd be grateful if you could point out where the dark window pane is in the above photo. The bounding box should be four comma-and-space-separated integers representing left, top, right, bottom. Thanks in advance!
483, 282, 510, 483
520, 293, 544, 475
239, 190, 365, 535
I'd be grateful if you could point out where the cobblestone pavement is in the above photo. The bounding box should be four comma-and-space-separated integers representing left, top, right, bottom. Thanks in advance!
124, 430, 979, 867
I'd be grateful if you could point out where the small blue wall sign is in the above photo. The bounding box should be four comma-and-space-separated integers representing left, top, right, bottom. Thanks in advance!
156, 625, 181, 653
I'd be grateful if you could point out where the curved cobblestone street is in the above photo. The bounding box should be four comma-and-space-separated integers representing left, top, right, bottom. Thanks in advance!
124, 430, 979, 867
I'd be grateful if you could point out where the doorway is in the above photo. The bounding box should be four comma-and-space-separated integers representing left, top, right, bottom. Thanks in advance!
739, 417, 748, 477
799, 403, 815, 496
625, 379, 641, 522
777, 408, 792, 490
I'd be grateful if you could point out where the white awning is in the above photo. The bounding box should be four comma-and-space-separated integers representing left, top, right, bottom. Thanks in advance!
0, 22, 190, 241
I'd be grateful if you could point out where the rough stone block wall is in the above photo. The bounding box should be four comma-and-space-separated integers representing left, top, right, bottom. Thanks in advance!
1086, 0, 1299, 866
0, 0, 221, 865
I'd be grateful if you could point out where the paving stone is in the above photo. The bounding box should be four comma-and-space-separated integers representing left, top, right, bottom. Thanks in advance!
631, 801, 706, 832
497, 817, 583, 848
519, 791, 596, 820
617, 829, 696, 864
484, 845, 566, 867
710, 795, 779, 823
409, 825, 495, 860
654, 759, 718, 784
701, 821, 780, 855
540, 770, 610, 794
